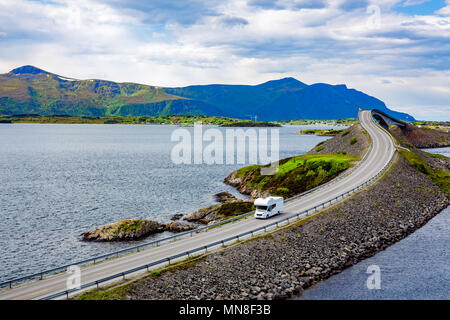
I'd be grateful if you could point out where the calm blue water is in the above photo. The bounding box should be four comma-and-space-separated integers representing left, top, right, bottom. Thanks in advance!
299, 206, 450, 300
425, 146, 450, 158
0, 123, 334, 282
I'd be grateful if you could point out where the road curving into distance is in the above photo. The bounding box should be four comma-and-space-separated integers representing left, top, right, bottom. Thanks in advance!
0, 109, 396, 300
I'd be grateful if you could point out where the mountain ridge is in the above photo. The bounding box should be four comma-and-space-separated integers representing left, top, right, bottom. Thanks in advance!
0, 65, 415, 121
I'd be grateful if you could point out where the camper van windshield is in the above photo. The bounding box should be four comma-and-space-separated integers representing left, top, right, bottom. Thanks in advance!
256, 205, 268, 210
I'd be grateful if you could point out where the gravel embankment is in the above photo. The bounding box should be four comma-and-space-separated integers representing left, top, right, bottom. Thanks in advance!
308, 123, 369, 158
122, 155, 448, 300
390, 124, 449, 148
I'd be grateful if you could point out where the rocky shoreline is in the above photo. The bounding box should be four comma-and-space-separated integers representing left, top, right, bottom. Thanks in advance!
78, 125, 449, 300
81, 219, 197, 242
224, 124, 367, 199
81, 192, 251, 241
113, 153, 448, 300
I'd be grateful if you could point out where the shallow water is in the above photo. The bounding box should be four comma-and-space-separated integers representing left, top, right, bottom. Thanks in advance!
424, 146, 450, 158
299, 206, 450, 300
0, 123, 336, 282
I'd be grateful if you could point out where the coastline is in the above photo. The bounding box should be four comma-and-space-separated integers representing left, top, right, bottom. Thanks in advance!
76, 125, 449, 300
299, 206, 450, 300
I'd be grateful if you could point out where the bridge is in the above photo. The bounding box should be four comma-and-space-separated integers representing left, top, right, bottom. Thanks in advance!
371, 109, 407, 130
0, 109, 398, 300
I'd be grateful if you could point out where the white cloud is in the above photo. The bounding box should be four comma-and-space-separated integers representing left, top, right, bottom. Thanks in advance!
0, 0, 449, 120
436, 0, 450, 15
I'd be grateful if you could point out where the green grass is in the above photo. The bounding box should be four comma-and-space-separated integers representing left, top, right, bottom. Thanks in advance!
77, 284, 129, 300
281, 118, 357, 126
220, 121, 280, 127
399, 149, 450, 196
216, 202, 255, 218
235, 153, 357, 198
0, 114, 242, 125
423, 151, 448, 159
297, 129, 344, 136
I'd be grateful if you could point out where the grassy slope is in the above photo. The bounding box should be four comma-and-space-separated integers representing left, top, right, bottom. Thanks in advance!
398, 149, 450, 197
0, 73, 195, 117
235, 153, 357, 198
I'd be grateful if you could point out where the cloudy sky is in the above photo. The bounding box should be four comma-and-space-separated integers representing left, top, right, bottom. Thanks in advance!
0, 0, 449, 120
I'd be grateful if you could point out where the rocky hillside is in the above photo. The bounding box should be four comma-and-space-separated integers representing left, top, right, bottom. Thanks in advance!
225, 154, 358, 199
307, 124, 369, 158
390, 124, 450, 148
224, 124, 368, 199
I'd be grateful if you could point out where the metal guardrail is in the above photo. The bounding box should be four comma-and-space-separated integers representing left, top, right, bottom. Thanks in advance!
39, 113, 398, 300
2, 111, 397, 299
0, 114, 372, 290
42, 146, 396, 300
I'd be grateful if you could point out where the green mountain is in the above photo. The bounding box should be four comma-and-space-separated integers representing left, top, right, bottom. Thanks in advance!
0, 65, 222, 117
0, 65, 415, 121
166, 79, 414, 121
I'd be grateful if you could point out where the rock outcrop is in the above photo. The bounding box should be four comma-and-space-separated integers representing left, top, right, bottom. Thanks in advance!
81, 219, 166, 242
81, 219, 198, 241
390, 124, 450, 148
166, 221, 198, 233
214, 192, 239, 203
183, 201, 254, 225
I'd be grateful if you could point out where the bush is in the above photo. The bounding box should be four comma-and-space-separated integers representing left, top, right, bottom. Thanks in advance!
350, 137, 357, 145
316, 145, 324, 152
341, 130, 350, 137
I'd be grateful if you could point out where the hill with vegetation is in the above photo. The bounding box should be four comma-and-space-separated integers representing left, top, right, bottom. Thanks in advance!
0, 65, 415, 121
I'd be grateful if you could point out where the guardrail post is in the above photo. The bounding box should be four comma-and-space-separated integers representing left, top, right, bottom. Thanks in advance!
122, 273, 125, 280
96, 281, 99, 288
40, 273, 43, 280
9, 281, 12, 289
66, 291, 69, 299
204, 245, 208, 251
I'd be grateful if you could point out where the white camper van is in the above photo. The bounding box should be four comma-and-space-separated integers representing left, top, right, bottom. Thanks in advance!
254, 196, 284, 219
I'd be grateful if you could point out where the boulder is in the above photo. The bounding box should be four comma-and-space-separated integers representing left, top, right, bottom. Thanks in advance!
81, 219, 165, 242
165, 221, 198, 233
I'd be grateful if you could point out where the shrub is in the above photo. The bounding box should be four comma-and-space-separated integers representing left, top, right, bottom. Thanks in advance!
350, 137, 357, 145
341, 130, 350, 137
316, 145, 324, 152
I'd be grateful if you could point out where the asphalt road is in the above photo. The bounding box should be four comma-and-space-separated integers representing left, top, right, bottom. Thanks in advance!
0, 110, 395, 300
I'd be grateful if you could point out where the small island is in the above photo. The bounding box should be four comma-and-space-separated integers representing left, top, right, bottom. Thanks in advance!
81, 219, 197, 242
297, 128, 346, 136
220, 121, 280, 127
